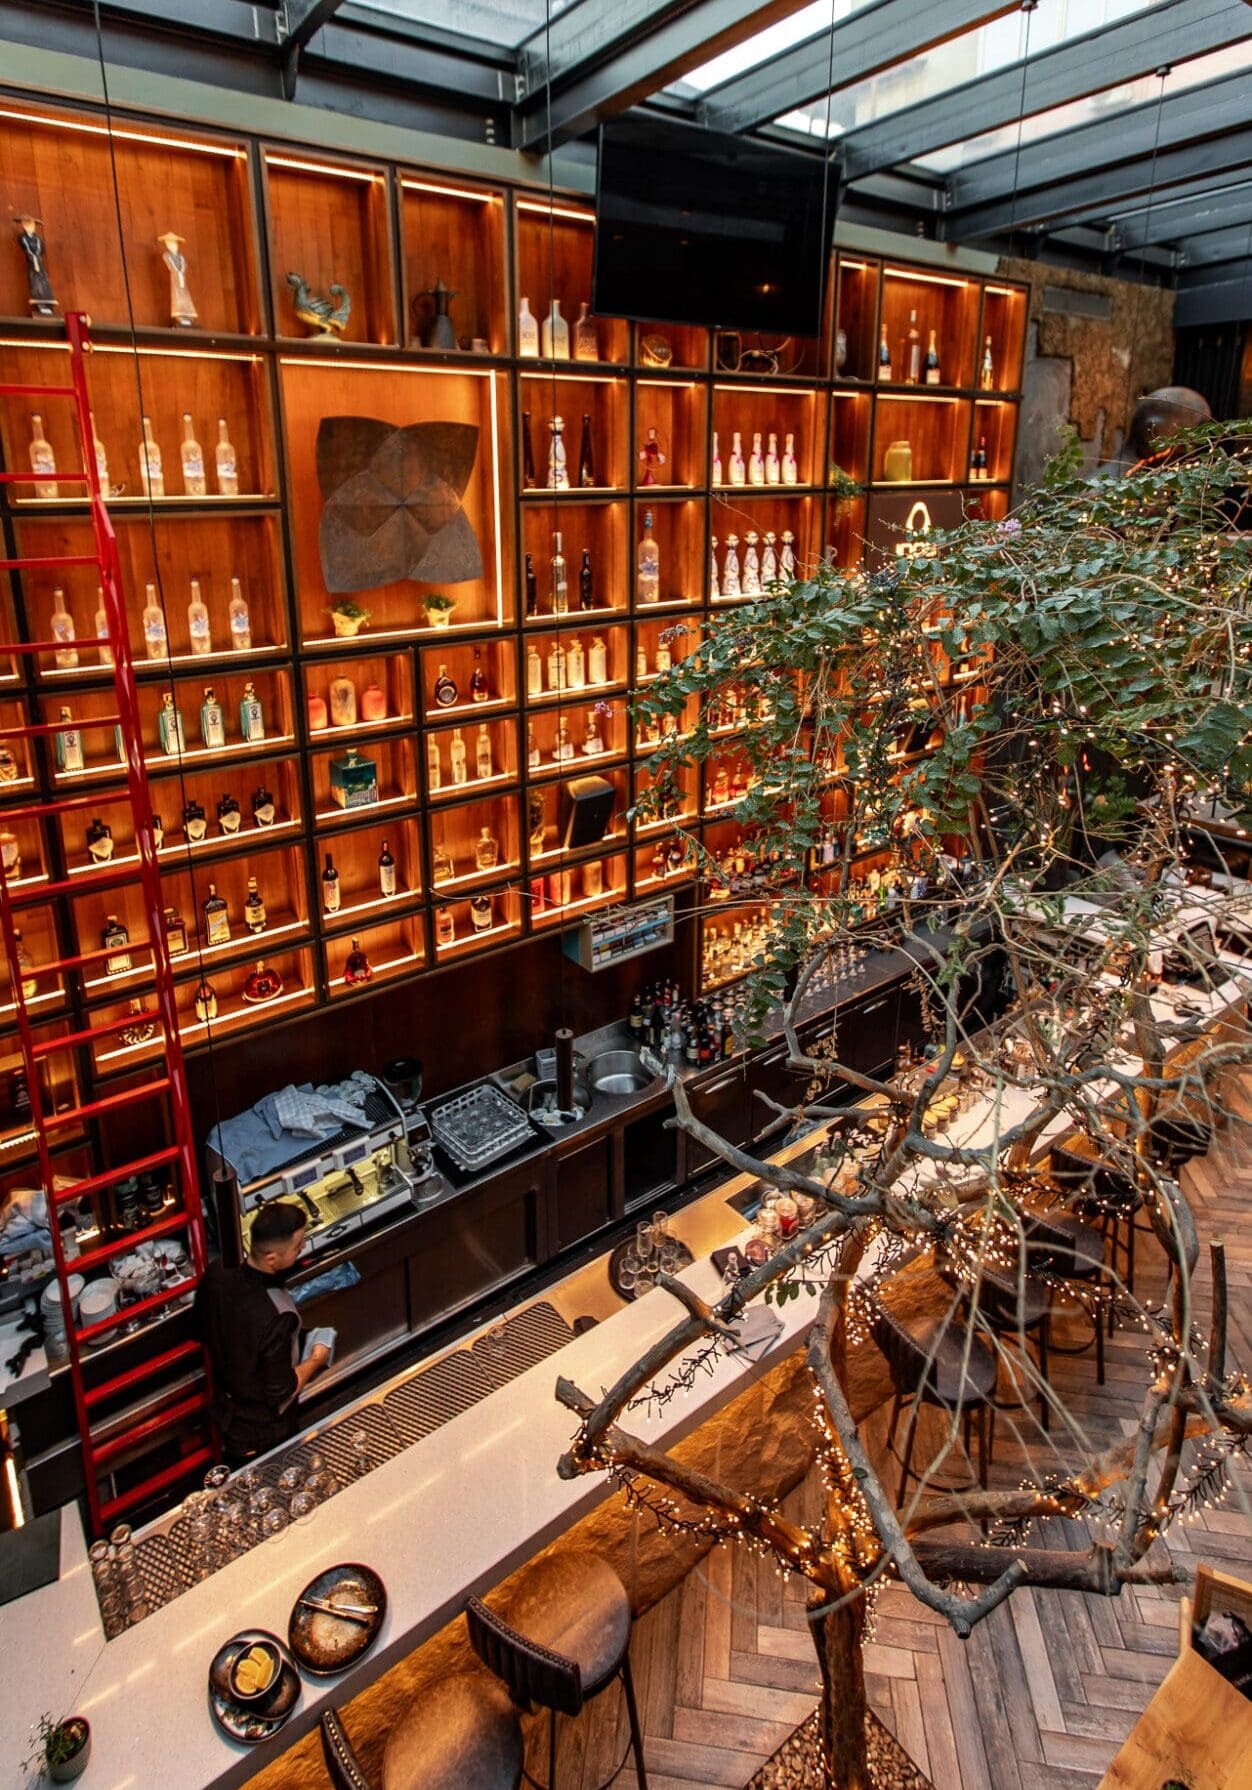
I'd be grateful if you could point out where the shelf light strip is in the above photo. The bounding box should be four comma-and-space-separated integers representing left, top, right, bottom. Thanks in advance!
984, 285, 1018, 298
279, 357, 495, 378
516, 199, 594, 224
884, 268, 970, 289
0, 105, 244, 158
840, 260, 869, 272
712, 383, 815, 398
518, 371, 618, 386
0, 338, 258, 364
877, 393, 961, 405
401, 177, 494, 204
266, 153, 377, 183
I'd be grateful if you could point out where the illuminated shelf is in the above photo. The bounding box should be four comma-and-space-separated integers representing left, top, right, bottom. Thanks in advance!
528, 748, 627, 785
432, 858, 521, 895
426, 771, 517, 804
525, 677, 626, 710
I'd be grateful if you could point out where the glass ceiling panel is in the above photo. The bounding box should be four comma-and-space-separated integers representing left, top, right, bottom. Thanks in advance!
668, 0, 875, 100
776, 0, 1162, 143
350, 0, 580, 50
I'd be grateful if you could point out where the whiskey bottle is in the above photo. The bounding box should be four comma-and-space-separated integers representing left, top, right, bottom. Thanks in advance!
164, 905, 189, 957
524, 553, 538, 619
526, 643, 543, 696
573, 301, 598, 362
194, 978, 218, 1023
202, 881, 230, 946
238, 681, 265, 743
541, 298, 570, 360
450, 726, 467, 784
159, 692, 185, 757
344, 938, 373, 985
551, 531, 569, 615
138, 415, 165, 499
12, 928, 36, 999
102, 914, 132, 977
180, 413, 206, 496
577, 413, 596, 488
55, 706, 83, 773
89, 412, 109, 494
782, 432, 798, 485
187, 577, 212, 655
637, 509, 660, 605
521, 410, 536, 489
517, 296, 539, 358
747, 432, 765, 485
426, 735, 442, 792
729, 432, 745, 485
433, 663, 458, 708
980, 335, 995, 390
474, 826, 499, 872
470, 646, 490, 703
49, 589, 78, 669
28, 413, 57, 500
199, 686, 226, 750
924, 329, 941, 385
244, 875, 266, 934
475, 723, 493, 779
215, 418, 239, 496
588, 635, 607, 685
378, 838, 397, 896
94, 588, 113, 666
877, 325, 892, 382
322, 851, 342, 913
470, 894, 493, 932
905, 309, 921, 385
141, 582, 168, 660
436, 907, 455, 946
228, 576, 252, 652
765, 431, 780, 484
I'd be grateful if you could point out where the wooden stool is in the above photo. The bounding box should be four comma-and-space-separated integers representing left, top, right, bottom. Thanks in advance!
319, 1671, 524, 1790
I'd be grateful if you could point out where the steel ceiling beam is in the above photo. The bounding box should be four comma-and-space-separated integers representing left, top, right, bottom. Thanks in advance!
1175, 220, 1252, 267
698, 0, 1017, 138
840, 0, 1252, 182
1113, 178, 1252, 249
1174, 262, 1252, 324
514, 0, 803, 151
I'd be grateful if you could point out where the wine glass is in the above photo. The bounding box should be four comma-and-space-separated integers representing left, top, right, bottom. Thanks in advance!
349, 1428, 372, 1483
261, 1505, 288, 1542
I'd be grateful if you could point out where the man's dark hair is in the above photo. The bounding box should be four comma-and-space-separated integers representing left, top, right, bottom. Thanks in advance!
250, 1200, 307, 1249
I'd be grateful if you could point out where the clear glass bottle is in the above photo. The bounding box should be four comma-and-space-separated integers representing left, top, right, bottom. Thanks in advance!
228, 577, 252, 651
450, 727, 467, 784
554, 718, 573, 761
141, 582, 168, 660
924, 328, 941, 385
588, 635, 607, 685
55, 706, 83, 773
426, 735, 441, 792
637, 509, 660, 604
474, 826, 499, 872
49, 588, 78, 669
547, 639, 564, 693
765, 431, 780, 484
344, 938, 373, 985
238, 681, 265, 743
94, 588, 113, 666
729, 432, 745, 485
180, 413, 206, 496
761, 531, 778, 586
470, 647, 489, 703
202, 881, 230, 946
781, 432, 798, 485
158, 692, 184, 757
541, 298, 570, 359
748, 431, 765, 485
378, 839, 397, 897
199, 687, 226, 750
475, 723, 493, 780
89, 412, 109, 494
722, 534, 741, 599
138, 415, 164, 499
905, 309, 921, 385
527, 721, 540, 768
187, 577, 212, 655
565, 635, 586, 689
780, 530, 797, 579
711, 430, 722, 486
573, 301, 597, 362
980, 335, 995, 390
550, 531, 569, 615
329, 674, 357, 728
244, 875, 266, 934
432, 840, 454, 883
102, 914, 132, 977
527, 643, 543, 696
322, 851, 341, 913
742, 532, 761, 597
28, 413, 57, 500
214, 418, 238, 496
582, 711, 602, 755
517, 295, 539, 358
12, 928, 36, 999
547, 415, 568, 490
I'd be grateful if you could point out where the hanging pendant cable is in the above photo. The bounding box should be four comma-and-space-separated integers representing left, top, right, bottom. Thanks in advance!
1119, 67, 1172, 464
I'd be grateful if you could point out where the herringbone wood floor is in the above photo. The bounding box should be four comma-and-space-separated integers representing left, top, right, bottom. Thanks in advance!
534, 1097, 1252, 1790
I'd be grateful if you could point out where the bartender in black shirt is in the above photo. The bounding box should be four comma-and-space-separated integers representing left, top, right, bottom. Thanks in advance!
196, 1201, 331, 1467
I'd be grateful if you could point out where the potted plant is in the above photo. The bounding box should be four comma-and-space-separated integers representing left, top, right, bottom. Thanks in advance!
24, 1713, 91, 1783
826, 462, 863, 517
327, 600, 370, 639
423, 593, 456, 629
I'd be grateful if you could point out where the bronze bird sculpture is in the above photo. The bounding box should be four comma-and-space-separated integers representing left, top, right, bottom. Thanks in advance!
287, 271, 351, 341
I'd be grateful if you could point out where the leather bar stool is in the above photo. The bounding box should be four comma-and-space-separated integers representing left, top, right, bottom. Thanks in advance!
319, 1671, 523, 1790
1050, 1141, 1143, 1332
1023, 1208, 1107, 1384
943, 1256, 1052, 1431
1148, 1114, 1212, 1173
870, 1302, 998, 1504
467, 1553, 648, 1790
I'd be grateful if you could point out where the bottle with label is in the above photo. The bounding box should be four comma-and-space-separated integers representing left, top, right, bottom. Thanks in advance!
582, 711, 602, 755
761, 531, 778, 586
780, 530, 797, 579
28, 413, 57, 499
94, 588, 113, 666
344, 938, 373, 985
11, 929, 35, 1000
432, 839, 454, 883
202, 881, 230, 947
878, 326, 892, 381
470, 647, 489, 703
216, 793, 240, 834
426, 735, 441, 792
524, 553, 538, 618
239, 681, 265, 743
329, 674, 357, 728
89, 412, 109, 493
227, 577, 252, 651
436, 907, 455, 946
180, 413, 206, 496
541, 298, 570, 359
470, 895, 493, 933
573, 301, 598, 362
550, 531, 569, 615
565, 636, 585, 690
722, 534, 741, 599
782, 433, 798, 485
526, 642, 543, 696
187, 577, 212, 655
432, 663, 458, 708
547, 639, 565, 693
905, 310, 921, 384
521, 410, 536, 490
194, 979, 218, 1023
450, 727, 467, 784
709, 535, 719, 601
517, 296, 539, 358
183, 797, 208, 842
211, 418, 240, 497
577, 413, 596, 488
742, 532, 761, 597
729, 432, 745, 485
475, 723, 493, 780
199, 687, 226, 750
589, 635, 607, 685
554, 718, 573, 761
322, 851, 341, 913
711, 431, 722, 486
924, 329, 941, 385
164, 905, 189, 957
252, 785, 276, 828
765, 431, 780, 484
138, 415, 164, 499
573, 548, 593, 611
980, 335, 995, 390
102, 915, 132, 977
971, 435, 989, 480
55, 706, 83, 773
547, 415, 569, 490
242, 960, 283, 1005
474, 826, 499, 872
747, 432, 765, 485
637, 509, 660, 604
157, 692, 184, 757
141, 582, 168, 660
527, 721, 540, 768
85, 817, 112, 864
378, 839, 397, 896
244, 875, 266, 934
49, 589, 78, 669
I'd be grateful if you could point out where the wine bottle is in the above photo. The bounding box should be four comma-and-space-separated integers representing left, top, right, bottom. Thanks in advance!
748, 432, 765, 485
474, 826, 499, 872
180, 413, 206, 496
55, 706, 83, 773
577, 412, 596, 488
344, 938, 373, 985
199, 686, 226, 750
94, 588, 113, 666
202, 881, 230, 946
215, 417, 239, 496
765, 431, 780, 484
244, 875, 266, 934
637, 509, 660, 604
49, 588, 78, 669
729, 431, 745, 485
924, 329, 941, 385
238, 681, 265, 743
378, 838, 397, 897
521, 410, 536, 489
228, 576, 252, 651
470, 894, 493, 932
433, 663, 458, 708
551, 531, 569, 615
158, 692, 185, 758
782, 433, 798, 486
579, 548, 594, 611
427, 735, 442, 792
322, 850, 341, 913
542, 298, 570, 359
980, 335, 995, 390
524, 553, 538, 619
971, 435, 988, 481
470, 646, 489, 703
141, 582, 168, 660
905, 309, 921, 385
517, 296, 540, 357
450, 727, 467, 784
102, 914, 132, 977
878, 326, 892, 382
711, 430, 722, 486
89, 412, 109, 494
28, 413, 57, 500
475, 723, 493, 779
187, 577, 212, 655
138, 415, 164, 499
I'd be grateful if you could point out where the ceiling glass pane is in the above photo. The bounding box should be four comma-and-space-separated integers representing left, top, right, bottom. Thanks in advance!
350, 0, 580, 49
668, 0, 875, 100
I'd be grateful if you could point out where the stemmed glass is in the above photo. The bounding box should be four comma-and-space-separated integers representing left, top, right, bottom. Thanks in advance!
349, 1428, 372, 1483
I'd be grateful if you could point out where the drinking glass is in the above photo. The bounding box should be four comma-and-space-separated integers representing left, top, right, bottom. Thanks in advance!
349, 1428, 372, 1482
289, 1488, 317, 1525
485, 1319, 509, 1374
616, 1260, 637, 1296
261, 1505, 288, 1542
635, 1221, 655, 1263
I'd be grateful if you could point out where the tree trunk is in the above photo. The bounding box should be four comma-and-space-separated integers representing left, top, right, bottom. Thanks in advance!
808, 1586, 872, 1789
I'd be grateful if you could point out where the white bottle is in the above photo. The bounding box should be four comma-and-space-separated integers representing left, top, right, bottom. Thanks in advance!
180, 413, 206, 497
28, 413, 57, 500
765, 431, 780, 484
655, 635, 672, 674
526, 643, 543, 696
711, 430, 722, 486
542, 298, 570, 360
709, 535, 720, 601
94, 588, 113, 667
761, 531, 778, 586
565, 636, 585, 689
548, 417, 569, 491
228, 576, 252, 651
475, 724, 493, 779
139, 416, 164, 499
215, 418, 239, 496
450, 728, 467, 785
729, 431, 745, 486
782, 432, 798, 485
517, 296, 540, 358
141, 582, 168, 660
186, 577, 212, 655
747, 432, 765, 485
780, 529, 796, 578
588, 635, 607, 685
89, 412, 109, 494
742, 532, 761, 597
547, 640, 565, 693
427, 734, 441, 792
50, 589, 78, 669
722, 534, 741, 599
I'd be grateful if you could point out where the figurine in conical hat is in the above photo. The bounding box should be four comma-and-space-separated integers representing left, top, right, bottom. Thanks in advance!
16, 217, 57, 316
158, 232, 198, 327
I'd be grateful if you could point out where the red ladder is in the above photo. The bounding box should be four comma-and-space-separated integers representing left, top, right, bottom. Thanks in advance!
0, 314, 214, 1535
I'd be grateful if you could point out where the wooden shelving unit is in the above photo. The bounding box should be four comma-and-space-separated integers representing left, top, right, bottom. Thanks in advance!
0, 90, 1027, 1088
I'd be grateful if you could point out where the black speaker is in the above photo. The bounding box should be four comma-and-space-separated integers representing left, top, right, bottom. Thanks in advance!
562, 775, 615, 849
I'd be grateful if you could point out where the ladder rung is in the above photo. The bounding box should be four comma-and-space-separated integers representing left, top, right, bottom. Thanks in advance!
45, 1078, 172, 1130
0, 382, 76, 399
91, 1389, 210, 1468
0, 715, 120, 739
33, 1008, 163, 1054
74, 1209, 191, 1272
0, 636, 112, 655
99, 1445, 215, 1526
23, 941, 155, 979
51, 1144, 181, 1206
0, 555, 99, 571
10, 862, 145, 905
0, 788, 127, 822
75, 1271, 195, 1342
0, 470, 89, 484
84, 1338, 204, 1408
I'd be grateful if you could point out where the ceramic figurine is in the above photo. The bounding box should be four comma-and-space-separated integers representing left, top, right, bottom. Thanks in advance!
722, 534, 741, 599
547, 414, 569, 490
761, 530, 778, 586
638, 427, 666, 486
286, 271, 351, 340
16, 217, 57, 316
157, 232, 198, 328
420, 278, 458, 350
780, 529, 796, 579
742, 531, 762, 597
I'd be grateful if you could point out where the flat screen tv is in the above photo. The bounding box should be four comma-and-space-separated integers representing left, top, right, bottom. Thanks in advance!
593, 115, 832, 338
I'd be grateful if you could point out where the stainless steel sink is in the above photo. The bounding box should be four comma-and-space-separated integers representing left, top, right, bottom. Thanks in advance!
587, 1049, 655, 1095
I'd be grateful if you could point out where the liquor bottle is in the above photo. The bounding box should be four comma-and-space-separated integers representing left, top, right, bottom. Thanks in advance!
637, 509, 660, 604
216, 793, 240, 834
554, 718, 574, 761
199, 686, 226, 750
252, 785, 276, 828
542, 298, 570, 359
878, 326, 892, 382
436, 907, 455, 946
187, 577, 212, 655
450, 726, 467, 784
711, 431, 722, 486
748, 431, 765, 485
547, 415, 569, 489
119, 999, 155, 1050
980, 335, 995, 390
55, 706, 83, 773
527, 721, 540, 768
589, 635, 607, 685
85, 817, 112, 864
517, 296, 539, 358
322, 851, 341, 913
102, 914, 132, 977
180, 413, 206, 496
157, 692, 184, 758
475, 723, 493, 779
194, 978, 218, 1023
433, 663, 458, 708
474, 826, 499, 872
742, 532, 761, 597
470, 647, 490, 703
782, 432, 798, 485
215, 418, 239, 496
49, 589, 78, 669
709, 535, 719, 601
524, 553, 538, 618
344, 938, 373, 986
971, 435, 988, 481
765, 431, 780, 484
307, 688, 328, 731
470, 895, 493, 933
202, 881, 230, 946
577, 413, 596, 488
573, 301, 598, 362
521, 411, 536, 490
329, 674, 357, 728
141, 582, 168, 660
655, 633, 671, 673
89, 412, 109, 493
183, 797, 208, 842
94, 589, 113, 667
722, 534, 741, 599
780, 530, 797, 579
28, 413, 57, 500
11, 928, 36, 1000
526, 643, 543, 697
138, 415, 164, 499
164, 905, 189, 957
550, 531, 569, 615
426, 735, 441, 792
729, 431, 746, 485
761, 531, 778, 586
905, 310, 921, 385
579, 548, 595, 611
242, 960, 283, 1004
228, 577, 252, 652
924, 329, 941, 385
244, 875, 266, 934
378, 838, 397, 896
239, 681, 265, 742
565, 635, 585, 689
432, 839, 454, 883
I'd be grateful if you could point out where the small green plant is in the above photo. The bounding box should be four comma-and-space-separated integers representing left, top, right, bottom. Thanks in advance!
328, 599, 370, 619
826, 463, 863, 501
23, 1713, 88, 1778
423, 592, 456, 612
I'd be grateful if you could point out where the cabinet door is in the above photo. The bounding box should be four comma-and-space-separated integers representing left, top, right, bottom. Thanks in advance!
549, 1133, 615, 1254
835, 986, 899, 1082
749, 1041, 808, 1145
683, 1060, 755, 1177
407, 1173, 539, 1332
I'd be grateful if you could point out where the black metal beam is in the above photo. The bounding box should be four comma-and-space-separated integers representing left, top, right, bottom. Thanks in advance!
840, 0, 1252, 181
282, 0, 345, 55
514, 0, 800, 152
1174, 262, 1252, 325
1175, 220, 1252, 268
1114, 178, 1252, 249
698, 0, 1017, 138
